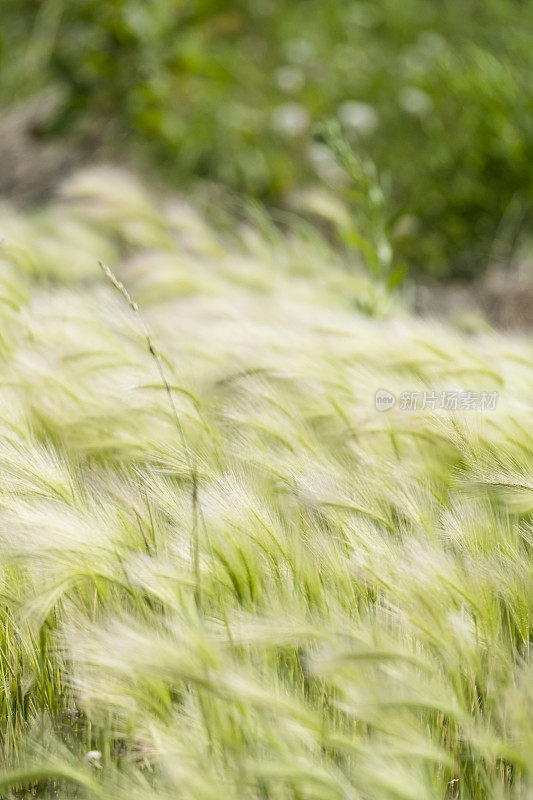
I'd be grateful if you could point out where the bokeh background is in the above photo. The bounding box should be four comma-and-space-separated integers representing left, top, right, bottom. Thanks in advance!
1, 0, 532, 284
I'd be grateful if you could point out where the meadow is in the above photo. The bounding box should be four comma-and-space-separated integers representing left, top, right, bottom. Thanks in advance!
0, 167, 532, 799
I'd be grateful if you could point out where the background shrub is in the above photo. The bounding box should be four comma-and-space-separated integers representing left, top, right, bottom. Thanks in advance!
1, 0, 532, 278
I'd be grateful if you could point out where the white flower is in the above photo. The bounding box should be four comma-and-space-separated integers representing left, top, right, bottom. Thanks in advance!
276, 66, 304, 94
398, 87, 432, 116
338, 101, 378, 135
271, 103, 310, 137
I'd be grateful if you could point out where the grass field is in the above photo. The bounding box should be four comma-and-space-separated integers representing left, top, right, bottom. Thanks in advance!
0, 168, 532, 799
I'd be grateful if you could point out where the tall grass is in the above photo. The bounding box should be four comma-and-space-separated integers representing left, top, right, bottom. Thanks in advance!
0, 167, 532, 799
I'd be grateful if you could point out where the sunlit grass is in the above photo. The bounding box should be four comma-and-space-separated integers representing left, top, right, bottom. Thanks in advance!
0, 168, 532, 799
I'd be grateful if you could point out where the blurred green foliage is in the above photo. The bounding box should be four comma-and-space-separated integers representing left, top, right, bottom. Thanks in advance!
1, 0, 532, 278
